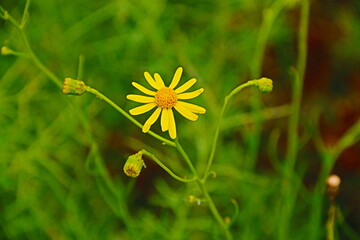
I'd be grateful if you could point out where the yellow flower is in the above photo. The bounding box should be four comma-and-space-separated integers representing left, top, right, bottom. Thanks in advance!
127, 67, 206, 139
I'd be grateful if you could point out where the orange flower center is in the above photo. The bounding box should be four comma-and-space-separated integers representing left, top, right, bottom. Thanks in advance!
155, 87, 177, 109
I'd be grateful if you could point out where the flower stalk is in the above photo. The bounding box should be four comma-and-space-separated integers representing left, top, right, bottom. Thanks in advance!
203, 78, 273, 181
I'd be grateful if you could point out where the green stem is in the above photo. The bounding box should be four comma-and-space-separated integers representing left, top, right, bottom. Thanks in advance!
85, 87, 175, 147
140, 149, 197, 183
326, 204, 336, 240
203, 81, 257, 181
175, 139, 232, 240
285, 0, 309, 175
310, 117, 360, 240
279, 0, 309, 239
19, 30, 62, 88
251, 0, 285, 77
332, 118, 360, 159
0, 6, 20, 28
175, 139, 197, 175
77, 54, 85, 80
1, 5, 61, 88
20, 0, 30, 28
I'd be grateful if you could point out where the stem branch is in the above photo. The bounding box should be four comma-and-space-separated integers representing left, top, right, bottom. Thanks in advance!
140, 149, 197, 183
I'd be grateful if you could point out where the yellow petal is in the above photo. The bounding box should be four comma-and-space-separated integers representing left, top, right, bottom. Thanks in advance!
168, 108, 177, 139
177, 101, 206, 114
169, 67, 183, 89
127, 94, 155, 103
174, 104, 198, 121
175, 78, 197, 93
129, 103, 156, 115
132, 82, 156, 96
177, 88, 204, 100
154, 73, 165, 88
142, 107, 161, 132
161, 108, 169, 131
144, 72, 160, 90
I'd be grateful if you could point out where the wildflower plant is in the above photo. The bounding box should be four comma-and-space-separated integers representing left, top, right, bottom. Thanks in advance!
0, 2, 275, 238
69, 68, 273, 239
3, 0, 360, 240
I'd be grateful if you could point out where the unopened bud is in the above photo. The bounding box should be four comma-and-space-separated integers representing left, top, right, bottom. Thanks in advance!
187, 195, 201, 205
249, 77, 273, 94
1, 46, 12, 55
62, 78, 88, 95
327, 174, 341, 200
123, 152, 145, 178
187, 195, 195, 203
327, 174, 341, 189
3, 11, 10, 20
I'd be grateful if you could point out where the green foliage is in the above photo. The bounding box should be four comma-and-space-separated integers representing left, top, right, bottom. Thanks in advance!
1, 0, 360, 240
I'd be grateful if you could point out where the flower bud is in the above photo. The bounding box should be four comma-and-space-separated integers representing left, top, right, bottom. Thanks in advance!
249, 77, 273, 94
257, 77, 273, 93
1, 46, 12, 55
187, 195, 201, 205
62, 78, 88, 95
123, 152, 145, 178
2, 11, 10, 20
326, 174, 341, 201
327, 174, 341, 189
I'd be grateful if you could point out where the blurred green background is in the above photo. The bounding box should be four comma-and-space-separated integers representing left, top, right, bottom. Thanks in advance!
1, 0, 360, 239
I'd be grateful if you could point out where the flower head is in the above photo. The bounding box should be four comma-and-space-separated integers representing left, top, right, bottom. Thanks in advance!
248, 77, 273, 94
124, 152, 145, 178
127, 67, 206, 139
62, 78, 88, 95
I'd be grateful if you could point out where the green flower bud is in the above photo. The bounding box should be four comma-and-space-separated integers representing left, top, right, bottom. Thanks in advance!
1, 46, 12, 55
62, 78, 88, 95
249, 77, 273, 94
257, 77, 273, 93
123, 152, 145, 178
3, 11, 10, 20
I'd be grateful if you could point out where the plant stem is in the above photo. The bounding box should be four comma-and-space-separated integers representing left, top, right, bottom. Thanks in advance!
250, 0, 285, 78
140, 149, 197, 183
203, 81, 257, 181
326, 203, 336, 240
279, 0, 309, 239
20, 0, 31, 28
7, 8, 62, 87
85, 87, 175, 147
19, 30, 62, 88
175, 139, 232, 240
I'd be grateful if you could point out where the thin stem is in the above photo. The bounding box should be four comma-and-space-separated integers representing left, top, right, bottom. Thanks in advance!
19, 30, 62, 88
250, 0, 285, 78
285, 0, 309, 175
175, 139, 197, 175
1, 4, 61, 87
203, 81, 257, 181
86, 87, 176, 147
21, 0, 30, 28
175, 139, 232, 240
279, 0, 309, 239
326, 204, 336, 240
77, 54, 85, 80
0, 6, 21, 28
332, 118, 360, 159
1, 47, 29, 58
140, 150, 197, 183
229, 199, 239, 226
